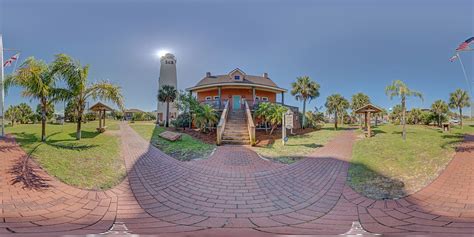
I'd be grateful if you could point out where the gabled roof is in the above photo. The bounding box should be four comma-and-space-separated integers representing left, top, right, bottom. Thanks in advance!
187, 68, 286, 92
89, 102, 113, 112
354, 104, 383, 114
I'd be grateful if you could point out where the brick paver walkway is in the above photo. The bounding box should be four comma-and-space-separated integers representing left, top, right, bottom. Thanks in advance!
1, 123, 473, 236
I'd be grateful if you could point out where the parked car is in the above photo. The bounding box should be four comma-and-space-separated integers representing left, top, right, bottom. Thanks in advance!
450, 118, 460, 124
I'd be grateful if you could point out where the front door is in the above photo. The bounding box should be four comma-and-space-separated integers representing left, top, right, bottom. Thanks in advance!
232, 95, 241, 110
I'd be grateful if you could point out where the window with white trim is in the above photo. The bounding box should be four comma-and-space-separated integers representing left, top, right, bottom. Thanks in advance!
262, 97, 269, 102
234, 75, 240, 80
214, 96, 220, 100
255, 96, 260, 101
205, 96, 212, 101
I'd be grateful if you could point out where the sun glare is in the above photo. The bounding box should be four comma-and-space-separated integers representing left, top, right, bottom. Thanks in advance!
156, 49, 170, 58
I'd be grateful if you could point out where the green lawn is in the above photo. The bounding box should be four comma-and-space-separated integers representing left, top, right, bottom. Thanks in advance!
130, 122, 216, 161
253, 124, 345, 164
5, 120, 125, 190
349, 124, 474, 199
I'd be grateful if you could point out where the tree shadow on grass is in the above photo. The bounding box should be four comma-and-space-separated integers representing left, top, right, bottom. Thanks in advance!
9, 142, 50, 190
68, 130, 100, 139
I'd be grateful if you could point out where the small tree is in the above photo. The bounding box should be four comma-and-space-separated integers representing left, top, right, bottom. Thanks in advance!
385, 80, 423, 140
267, 104, 288, 135
291, 76, 320, 128
5, 105, 21, 126
158, 85, 178, 127
254, 102, 273, 133
325, 94, 349, 130
17, 103, 33, 124
194, 104, 218, 133
449, 89, 470, 128
431, 100, 448, 127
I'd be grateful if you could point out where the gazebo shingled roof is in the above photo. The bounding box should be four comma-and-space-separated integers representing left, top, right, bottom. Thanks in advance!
89, 102, 113, 112
354, 103, 383, 114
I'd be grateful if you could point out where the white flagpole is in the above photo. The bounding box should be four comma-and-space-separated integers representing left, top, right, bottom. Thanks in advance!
0, 34, 5, 137
456, 52, 473, 118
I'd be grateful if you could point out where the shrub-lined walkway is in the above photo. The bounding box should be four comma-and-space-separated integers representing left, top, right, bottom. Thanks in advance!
0, 122, 473, 236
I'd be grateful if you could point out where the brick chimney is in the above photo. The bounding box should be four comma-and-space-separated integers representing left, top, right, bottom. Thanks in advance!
206, 72, 211, 77
263, 72, 268, 78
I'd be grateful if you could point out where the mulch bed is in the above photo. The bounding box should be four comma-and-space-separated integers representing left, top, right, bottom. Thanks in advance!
171, 128, 216, 145
255, 128, 318, 147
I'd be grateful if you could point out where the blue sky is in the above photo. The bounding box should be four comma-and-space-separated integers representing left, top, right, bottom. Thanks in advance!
1, 0, 473, 113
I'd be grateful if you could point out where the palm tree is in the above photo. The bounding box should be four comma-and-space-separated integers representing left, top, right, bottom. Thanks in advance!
52, 54, 124, 140
158, 85, 178, 127
5, 105, 20, 126
291, 76, 320, 128
385, 80, 423, 140
350, 93, 370, 127
449, 89, 470, 128
267, 104, 288, 135
431, 100, 448, 127
194, 104, 218, 133
5, 57, 62, 141
410, 108, 422, 124
325, 94, 349, 130
255, 102, 272, 133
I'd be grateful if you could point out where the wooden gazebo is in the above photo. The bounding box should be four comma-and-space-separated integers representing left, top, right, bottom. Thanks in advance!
89, 102, 113, 133
354, 104, 383, 138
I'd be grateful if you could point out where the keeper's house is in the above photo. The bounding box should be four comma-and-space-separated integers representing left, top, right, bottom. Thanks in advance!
186, 68, 287, 110
187, 68, 300, 145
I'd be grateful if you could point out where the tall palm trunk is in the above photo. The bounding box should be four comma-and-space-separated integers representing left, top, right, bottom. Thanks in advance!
41, 99, 47, 142
334, 111, 338, 130
76, 108, 84, 140
165, 101, 170, 127
401, 97, 406, 141
302, 98, 307, 129
438, 114, 441, 127
459, 108, 463, 128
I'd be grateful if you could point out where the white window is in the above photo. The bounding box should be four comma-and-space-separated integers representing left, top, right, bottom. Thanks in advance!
262, 97, 269, 102
205, 96, 212, 101
234, 75, 240, 80
255, 96, 260, 101
214, 96, 220, 100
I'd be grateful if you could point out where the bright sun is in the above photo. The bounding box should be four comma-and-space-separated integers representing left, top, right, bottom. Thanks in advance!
156, 49, 170, 58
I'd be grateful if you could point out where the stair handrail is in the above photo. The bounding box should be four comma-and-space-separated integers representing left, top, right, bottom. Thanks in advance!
244, 100, 256, 146
216, 100, 229, 145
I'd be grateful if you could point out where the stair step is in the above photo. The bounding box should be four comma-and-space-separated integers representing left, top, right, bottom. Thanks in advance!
222, 139, 250, 145
223, 136, 249, 141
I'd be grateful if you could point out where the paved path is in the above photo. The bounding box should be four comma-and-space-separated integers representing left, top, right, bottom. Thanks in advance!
0, 123, 473, 236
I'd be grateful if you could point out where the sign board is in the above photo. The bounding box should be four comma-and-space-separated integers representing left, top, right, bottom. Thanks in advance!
285, 110, 294, 129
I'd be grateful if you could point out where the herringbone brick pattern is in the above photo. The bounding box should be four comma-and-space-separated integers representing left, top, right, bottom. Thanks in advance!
0, 123, 473, 236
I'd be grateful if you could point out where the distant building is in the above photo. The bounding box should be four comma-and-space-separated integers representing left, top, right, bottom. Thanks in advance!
157, 53, 178, 122
124, 108, 145, 121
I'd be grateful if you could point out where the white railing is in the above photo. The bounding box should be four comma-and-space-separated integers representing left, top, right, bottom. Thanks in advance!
216, 100, 229, 145
244, 100, 256, 146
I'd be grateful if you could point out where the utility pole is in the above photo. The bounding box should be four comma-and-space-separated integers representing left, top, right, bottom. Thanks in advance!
0, 34, 5, 137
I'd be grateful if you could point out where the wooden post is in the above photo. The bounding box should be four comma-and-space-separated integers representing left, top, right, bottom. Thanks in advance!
364, 112, 368, 129
367, 111, 372, 137
99, 111, 102, 129
103, 109, 106, 127
218, 87, 222, 109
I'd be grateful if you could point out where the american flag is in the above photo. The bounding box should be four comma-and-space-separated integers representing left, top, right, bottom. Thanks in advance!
455, 37, 474, 51
3, 53, 20, 68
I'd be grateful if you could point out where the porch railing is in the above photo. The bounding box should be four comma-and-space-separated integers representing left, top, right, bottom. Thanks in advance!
244, 100, 256, 146
216, 100, 229, 145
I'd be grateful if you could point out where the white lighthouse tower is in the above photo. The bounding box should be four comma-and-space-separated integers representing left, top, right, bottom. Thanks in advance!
157, 53, 178, 123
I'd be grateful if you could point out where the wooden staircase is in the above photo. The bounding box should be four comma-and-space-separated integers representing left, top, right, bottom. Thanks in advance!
221, 109, 250, 145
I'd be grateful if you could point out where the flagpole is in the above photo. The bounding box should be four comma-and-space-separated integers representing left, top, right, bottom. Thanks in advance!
456, 52, 473, 119
0, 34, 5, 137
